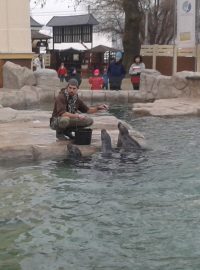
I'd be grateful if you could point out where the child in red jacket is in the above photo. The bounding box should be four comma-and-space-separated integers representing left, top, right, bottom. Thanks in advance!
89, 69, 104, 90
57, 62, 68, 82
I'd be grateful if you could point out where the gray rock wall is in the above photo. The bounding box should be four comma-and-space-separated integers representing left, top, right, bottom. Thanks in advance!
140, 69, 200, 99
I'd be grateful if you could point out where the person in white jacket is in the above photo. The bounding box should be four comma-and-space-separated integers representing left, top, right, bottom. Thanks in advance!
129, 55, 145, 90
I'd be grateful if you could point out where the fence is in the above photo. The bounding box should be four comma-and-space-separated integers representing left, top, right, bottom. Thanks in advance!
140, 44, 200, 75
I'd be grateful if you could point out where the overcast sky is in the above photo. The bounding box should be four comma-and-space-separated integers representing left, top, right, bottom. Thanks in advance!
30, 0, 87, 24
30, 0, 111, 49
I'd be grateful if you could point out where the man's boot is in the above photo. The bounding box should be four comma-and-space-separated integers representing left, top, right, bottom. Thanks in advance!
63, 129, 75, 139
56, 129, 67, 140
56, 128, 75, 140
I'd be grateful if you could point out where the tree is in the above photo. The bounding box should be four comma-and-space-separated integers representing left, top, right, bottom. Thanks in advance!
140, 0, 175, 45
75, 0, 142, 70
77, 0, 175, 68
122, 0, 141, 69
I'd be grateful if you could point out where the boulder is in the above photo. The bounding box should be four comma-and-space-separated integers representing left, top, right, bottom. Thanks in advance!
140, 69, 160, 94
141, 69, 161, 76
0, 89, 26, 109
140, 70, 200, 100
34, 68, 60, 87
3, 61, 36, 89
133, 98, 200, 117
172, 71, 189, 90
156, 75, 173, 99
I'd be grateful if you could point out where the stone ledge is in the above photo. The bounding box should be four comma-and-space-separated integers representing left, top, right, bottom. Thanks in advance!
0, 109, 145, 163
0, 88, 148, 109
133, 98, 200, 117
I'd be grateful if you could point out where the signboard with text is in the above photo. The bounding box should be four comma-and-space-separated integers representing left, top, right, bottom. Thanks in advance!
177, 0, 196, 48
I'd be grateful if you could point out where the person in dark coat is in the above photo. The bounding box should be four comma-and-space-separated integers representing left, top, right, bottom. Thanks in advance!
107, 52, 126, 90
68, 67, 82, 87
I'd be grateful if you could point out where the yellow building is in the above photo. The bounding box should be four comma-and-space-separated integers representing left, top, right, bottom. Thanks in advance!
0, 0, 32, 87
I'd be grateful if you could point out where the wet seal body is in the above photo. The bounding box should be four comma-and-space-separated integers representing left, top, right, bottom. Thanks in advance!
117, 122, 141, 151
101, 129, 113, 157
67, 143, 82, 159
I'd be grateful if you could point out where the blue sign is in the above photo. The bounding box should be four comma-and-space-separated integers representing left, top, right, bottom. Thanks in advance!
182, 1, 192, 13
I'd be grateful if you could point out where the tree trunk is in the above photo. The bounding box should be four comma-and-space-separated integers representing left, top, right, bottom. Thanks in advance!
122, 0, 141, 71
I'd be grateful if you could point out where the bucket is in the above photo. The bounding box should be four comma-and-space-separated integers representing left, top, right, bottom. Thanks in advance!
74, 128, 92, 145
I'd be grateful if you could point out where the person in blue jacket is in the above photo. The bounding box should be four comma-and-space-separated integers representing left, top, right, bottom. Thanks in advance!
107, 52, 126, 90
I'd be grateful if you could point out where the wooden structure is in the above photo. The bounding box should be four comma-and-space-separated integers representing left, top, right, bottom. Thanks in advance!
31, 30, 51, 54
30, 17, 51, 54
140, 44, 200, 76
85, 45, 120, 75
46, 14, 98, 49
49, 48, 84, 71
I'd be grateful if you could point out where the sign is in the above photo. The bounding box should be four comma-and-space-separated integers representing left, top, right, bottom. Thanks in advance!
177, 0, 196, 48
43, 54, 51, 67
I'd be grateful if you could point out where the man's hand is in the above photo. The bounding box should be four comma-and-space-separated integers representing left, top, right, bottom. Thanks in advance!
97, 104, 109, 111
77, 114, 86, 119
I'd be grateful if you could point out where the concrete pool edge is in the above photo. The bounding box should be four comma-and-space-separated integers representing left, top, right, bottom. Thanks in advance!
0, 111, 145, 163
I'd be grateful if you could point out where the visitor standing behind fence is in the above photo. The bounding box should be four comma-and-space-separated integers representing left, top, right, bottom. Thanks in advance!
68, 67, 82, 87
102, 68, 109, 90
57, 63, 68, 82
129, 55, 145, 90
107, 52, 126, 90
89, 69, 104, 90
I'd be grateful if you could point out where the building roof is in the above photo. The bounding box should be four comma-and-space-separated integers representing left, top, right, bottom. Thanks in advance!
30, 17, 43, 27
46, 14, 99, 27
87, 45, 120, 53
31, 30, 51, 40
60, 47, 84, 54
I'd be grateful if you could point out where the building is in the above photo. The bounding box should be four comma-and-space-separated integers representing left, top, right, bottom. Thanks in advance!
30, 17, 51, 54
46, 14, 99, 50
0, 0, 32, 87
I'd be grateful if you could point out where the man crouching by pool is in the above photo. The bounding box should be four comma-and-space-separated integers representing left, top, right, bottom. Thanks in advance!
50, 78, 108, 140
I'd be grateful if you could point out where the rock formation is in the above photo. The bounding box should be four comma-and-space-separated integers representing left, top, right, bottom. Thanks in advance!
3, 61, 36, 89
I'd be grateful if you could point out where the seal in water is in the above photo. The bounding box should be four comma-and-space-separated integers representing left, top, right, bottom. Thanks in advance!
67, 143, 82, 159
101, 129, 113, 157
117, 122, 141, 151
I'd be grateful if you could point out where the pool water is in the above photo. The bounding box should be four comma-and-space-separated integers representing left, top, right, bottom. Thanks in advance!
1, 107, 200, 270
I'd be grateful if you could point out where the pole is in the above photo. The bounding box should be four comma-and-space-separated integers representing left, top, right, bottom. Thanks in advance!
172, 0, 177, 75
144, 10, 149, 45
195, 0, 199, 71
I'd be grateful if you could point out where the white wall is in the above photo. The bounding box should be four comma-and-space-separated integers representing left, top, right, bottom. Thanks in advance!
0, 0, 32, 53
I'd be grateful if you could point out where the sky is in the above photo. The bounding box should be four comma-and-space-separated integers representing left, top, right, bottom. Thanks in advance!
30, 0, 112, 50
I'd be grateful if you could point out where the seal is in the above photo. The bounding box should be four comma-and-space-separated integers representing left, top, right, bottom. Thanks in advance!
101, 129, 113, 157
117, 122, 141, 151
67, 143, 82, 159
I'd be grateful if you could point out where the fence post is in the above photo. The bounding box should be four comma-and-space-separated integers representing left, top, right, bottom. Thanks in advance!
172, 45, 177, 75
152, 45, 157, 70
196, 44, 200, 72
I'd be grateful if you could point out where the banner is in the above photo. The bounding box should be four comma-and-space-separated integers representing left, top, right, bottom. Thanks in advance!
176, 0, 196, 48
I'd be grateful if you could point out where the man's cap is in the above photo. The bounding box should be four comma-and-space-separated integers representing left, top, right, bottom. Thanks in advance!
67, 78, 79, 87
